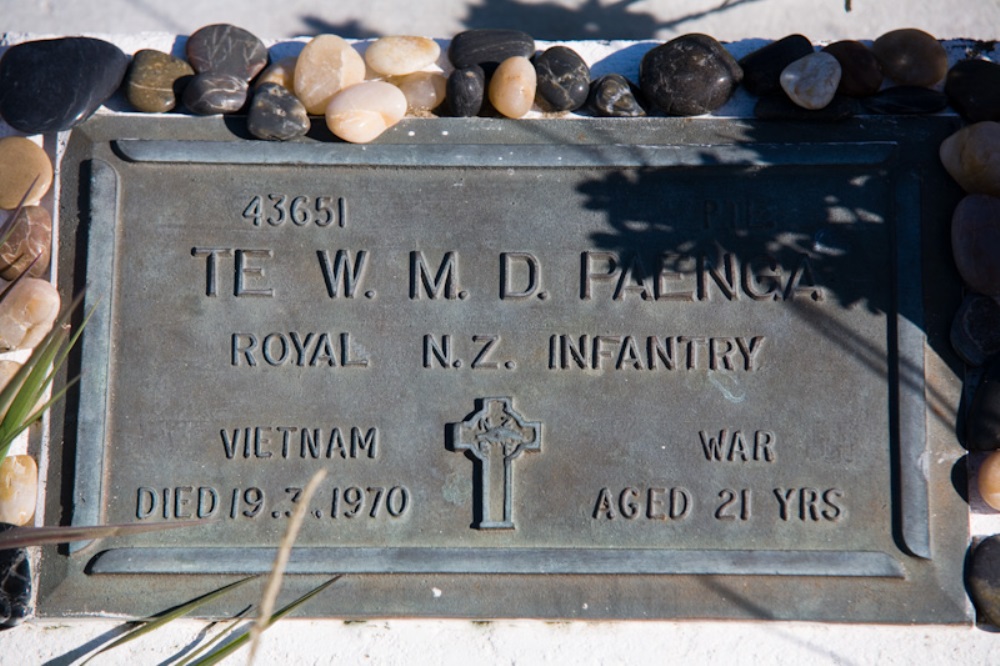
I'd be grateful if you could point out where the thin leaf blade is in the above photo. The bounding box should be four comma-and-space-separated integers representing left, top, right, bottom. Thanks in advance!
0, 519, 213, 549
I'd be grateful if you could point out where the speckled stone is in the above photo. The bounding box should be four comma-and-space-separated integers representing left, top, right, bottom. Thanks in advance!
822, 40, 883, 97
952, 194, 1000, 296
945, 59, 1000, 123
0, 37, 129, 133
941, 122, 1000, 197
952, 294, 1000, 366
0, 456, 36, 527
185, 23, 268, 81
294, 35, 367, 115
393, 72, 447, 114
0, 137, 52, 209
448, 29, 535, 72
326, 81, 407, 144
124, 49, 194, 113
872, 28, 947, 87
533, 46, 590, 112
0, 523, 30, 628
0, 277, 60, 352
447, 65, 485, 117
586, 74, 645, 117
247, 83, 310, 141
489, 56, 537, 119
365, 36, 441, 76
182, 72, 248, 115
971, 535, 1000, 624
860, 86, 948, 115
754, 93, 857, 121
254, 56, 297, 91
780, 51, 841, 110
0, 205, 51, 281
738, 34, 813, 97
640, 34, 742, 116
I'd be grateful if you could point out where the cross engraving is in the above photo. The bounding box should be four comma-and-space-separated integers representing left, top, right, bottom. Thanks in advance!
450, 397, 541, 530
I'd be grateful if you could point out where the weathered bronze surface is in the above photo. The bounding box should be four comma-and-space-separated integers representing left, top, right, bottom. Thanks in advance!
39, 115, 971, 621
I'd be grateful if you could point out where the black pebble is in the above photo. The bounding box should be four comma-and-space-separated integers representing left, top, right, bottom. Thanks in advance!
969, 361, 1000, 451
185, 23, 268, 81
969, 535, 1000, 625
448, 29, 535, 73
640, 34, 743, 116
0, 523, 30, 629
945, 59, 1000, 122
586, 74, 645, 117
533, 46, 590, 112
738, 34, 814, 96
860, 86, 948, 114
183, 72, 248, 115
754, 93, 857, 121
248, 83, 310, 141
447, 65, 486, 117
0, 37, 130, 133
952, 294, 1000, 367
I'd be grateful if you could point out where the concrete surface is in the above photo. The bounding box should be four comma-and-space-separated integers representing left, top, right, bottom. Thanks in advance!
2, 1, 1000, 663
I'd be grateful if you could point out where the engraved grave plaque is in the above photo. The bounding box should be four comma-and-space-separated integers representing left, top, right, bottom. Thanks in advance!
39, 116, 971, 621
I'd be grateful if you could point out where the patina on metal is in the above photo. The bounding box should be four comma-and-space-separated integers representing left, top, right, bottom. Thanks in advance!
39, 115, 970, 621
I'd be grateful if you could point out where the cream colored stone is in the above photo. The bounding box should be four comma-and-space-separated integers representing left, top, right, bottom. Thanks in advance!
0, 277, 60, 351
940, 122, 1000, 197
0, 455, 37, 526
980, 451, 1000, 511
326, 81, 407, 144
255, 56, 297, 90
365, 36, 441, 76
489, 56, 536, 119
294, 35, 366, 115
780, 52, 842, 110
393, 72, 447, 114
0, 137, 53, 209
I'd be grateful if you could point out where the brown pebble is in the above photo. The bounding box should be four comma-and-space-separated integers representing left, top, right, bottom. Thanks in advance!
872, 28, 947, 87
952, 194, 1000, 295
822, 40, 883, 97
0, 137, 52, 209
124, 49, 194, 113
979, 452, 1000, 510
0, 205, 51, 280
254, 56, 297, 91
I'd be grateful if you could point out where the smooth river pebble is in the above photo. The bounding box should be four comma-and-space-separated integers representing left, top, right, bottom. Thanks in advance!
448, 29, 535, 71
254, 56, 297, 91
739, 34, 813, 96
124, 49, 194, 113
295, 35, 367, 115
0, 277, 60, 352
533, 46, 590, 112
0, 37, 129, 133
182, 72, 248, 115
0, 523, 30, 628
640, 34, 742, 116
822, 40, 883, 97
586, 74, 645, 117
185, 23, 268, 81
970, 534, 1000, 625
780, 51, 842, 110
326, 81, 407, 143
952, 294, 1000, 366
940, 122, 1000, 197
873, 28, 947, 87
0, 456, 36, 527
447, 65, 486, 117
952, 194, 1000, 296
0, 205, 51, 280
0, 137, 52, 209
365, 36, 441, 76
248, 83, 310, 141
489, 56, 537, 119
945, 59, 1000, 123
393, 72, 447, 114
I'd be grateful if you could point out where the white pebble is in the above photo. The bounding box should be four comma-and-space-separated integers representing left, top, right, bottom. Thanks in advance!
294, 35, 366, 115
780, 52, 842, 110
365, 36, 441, 76
393, 72, 447, 114
326, 81, 407, 144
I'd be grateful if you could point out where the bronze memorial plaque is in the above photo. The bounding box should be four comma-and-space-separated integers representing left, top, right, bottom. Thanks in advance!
38, 115, 971, 621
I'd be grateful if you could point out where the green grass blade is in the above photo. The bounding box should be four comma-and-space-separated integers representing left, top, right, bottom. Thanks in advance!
188, 577, 341, 666
175, 606, 253, 666
81, 577, 258, 665
0, 519, 213, 549
0, 377, 80, 450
